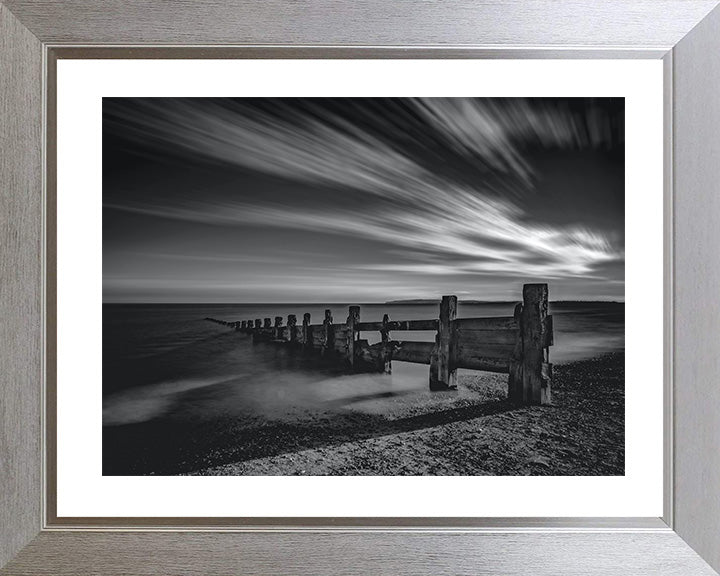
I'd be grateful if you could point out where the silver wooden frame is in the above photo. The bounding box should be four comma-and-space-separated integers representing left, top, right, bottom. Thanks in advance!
2, 1, 720, 574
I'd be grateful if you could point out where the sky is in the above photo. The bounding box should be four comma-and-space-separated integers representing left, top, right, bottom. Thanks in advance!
103, 97, 624, 303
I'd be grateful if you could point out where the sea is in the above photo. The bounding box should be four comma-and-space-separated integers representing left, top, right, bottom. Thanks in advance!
102, 302, 624, 429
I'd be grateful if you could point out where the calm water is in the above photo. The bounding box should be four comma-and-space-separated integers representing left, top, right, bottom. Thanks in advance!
102, 302, 623, 429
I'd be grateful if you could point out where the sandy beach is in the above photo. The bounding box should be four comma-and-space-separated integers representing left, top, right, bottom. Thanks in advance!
189, 353, 624, 476
103, 351, 623, 476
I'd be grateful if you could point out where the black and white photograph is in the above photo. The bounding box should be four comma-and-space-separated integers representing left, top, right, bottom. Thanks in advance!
102, 97, 625, 477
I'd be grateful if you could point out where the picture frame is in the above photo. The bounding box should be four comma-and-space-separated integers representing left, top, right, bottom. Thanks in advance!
1, 1, 719, 574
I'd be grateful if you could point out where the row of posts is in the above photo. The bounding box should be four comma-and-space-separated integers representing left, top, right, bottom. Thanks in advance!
209, 298, 458, 390
207, 284, 552, 403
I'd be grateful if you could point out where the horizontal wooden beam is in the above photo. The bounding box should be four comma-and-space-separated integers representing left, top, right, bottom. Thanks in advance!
453, 316, 518, 331
311, 330, 325, 347
455, 327, 519, 347
454, 341, 516, 363
455, 356, 510, 373
391, 341, 434, 364
356, 319, 439, 332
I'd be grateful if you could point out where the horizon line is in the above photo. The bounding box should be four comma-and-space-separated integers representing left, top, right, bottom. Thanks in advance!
102, 299, 626, 305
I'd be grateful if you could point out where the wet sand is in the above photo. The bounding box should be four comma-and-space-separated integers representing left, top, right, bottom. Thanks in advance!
103, 352, 624, 476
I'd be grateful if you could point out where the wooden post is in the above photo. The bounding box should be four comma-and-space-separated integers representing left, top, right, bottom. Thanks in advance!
251, 319, 262, 344
302, 313, 311, 348
380, 313, 392, 374
241, 320, 247, 331
345, 306, 360, 369
429, 295, 457, 391
287, 314, 297, 343
519, 283, 552, 405
322, 309, 334, 356
274, 316, 283, 340
264, 318, 272, 329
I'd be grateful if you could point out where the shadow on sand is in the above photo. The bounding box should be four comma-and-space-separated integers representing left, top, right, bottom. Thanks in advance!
102, 392, 520, 475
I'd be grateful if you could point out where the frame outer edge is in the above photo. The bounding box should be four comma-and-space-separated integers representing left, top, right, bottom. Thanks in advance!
672, 3, 720, 573
0, 2, 44, 571
1, 1, 718, 574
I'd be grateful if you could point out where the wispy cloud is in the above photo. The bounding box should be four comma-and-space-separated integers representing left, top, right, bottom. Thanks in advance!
106, 189, 621, 281
104, 97, 624, 299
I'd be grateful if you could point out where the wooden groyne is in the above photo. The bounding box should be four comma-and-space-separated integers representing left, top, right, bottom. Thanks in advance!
206, 283, 553, 405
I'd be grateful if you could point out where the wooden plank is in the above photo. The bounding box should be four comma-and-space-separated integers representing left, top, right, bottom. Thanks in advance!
356, 341, 381, 366
354, 340, 389, 373
356, 321, 385, 331
392, 341, 434, 364
453, 316, 518, 331
455, 342, 516, 363
356, 319, 438, 331
455, 356, 510, 373
390, 319, 438, 331
311, 330, 325, 348
455, 327, 519, 347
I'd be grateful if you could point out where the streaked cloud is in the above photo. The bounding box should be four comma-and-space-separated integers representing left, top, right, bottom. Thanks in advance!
106, 187, 621, 281
103, 97, 624, 302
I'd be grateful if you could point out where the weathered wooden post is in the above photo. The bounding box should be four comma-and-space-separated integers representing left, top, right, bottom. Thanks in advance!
380, 313, 392, 374
302, 313, 311, 348
518, 283, 552, 405
241, 320, 247, 331
429, 295, 457, 391
345, 306, 360, 369
251, 319, 262, 344
264, 318, 272, 329
274, 316, 283, 340
287, 314, 297, 343
234, 321, 241, 331
322, 309, 334, 356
